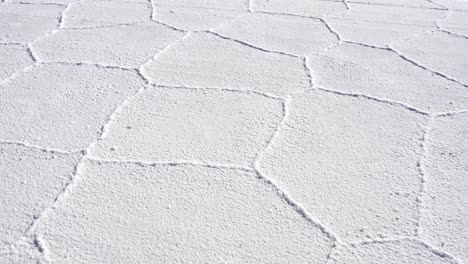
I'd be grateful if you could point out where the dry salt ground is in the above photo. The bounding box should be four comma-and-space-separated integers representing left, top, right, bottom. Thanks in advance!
0, 0, 467, 263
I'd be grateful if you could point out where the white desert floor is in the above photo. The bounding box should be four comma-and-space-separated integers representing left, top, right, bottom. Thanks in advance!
1, 0, 468, 263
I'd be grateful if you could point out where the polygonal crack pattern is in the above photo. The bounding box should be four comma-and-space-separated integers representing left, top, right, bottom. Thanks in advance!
37, 161, 334, 263
1, 0, 467, 262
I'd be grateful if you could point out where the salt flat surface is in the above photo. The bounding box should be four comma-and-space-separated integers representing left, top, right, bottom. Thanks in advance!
0, 0, 467, 263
